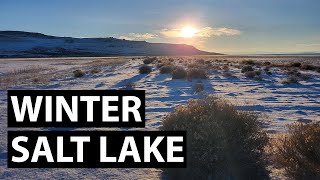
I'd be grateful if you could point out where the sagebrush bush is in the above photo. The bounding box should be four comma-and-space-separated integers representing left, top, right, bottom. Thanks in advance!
161, 96, 269, 179
263, 66, 272, 76
244, 71, 257, 78
291, 62, 301, 67
139, 65, 152, 74
223, 71, 235, 77
196, 59, 205, 64
273, 123, 320, 179
263, 61, 271, 66
160, 65, 175, 74
282, 76, 299, 84
192, 82, 204, 93
172, 66, 187, 79
73, 70, 85, 77
123, 82, 135, 89
301, 64, 316, 70
90, 68, 101, 74
242, 60, 256, 65
241, 65, 254, 73
143, 57, 157, 64
187, 68, 208, 80
282, 70, 309, 84
156, 62, 166, 68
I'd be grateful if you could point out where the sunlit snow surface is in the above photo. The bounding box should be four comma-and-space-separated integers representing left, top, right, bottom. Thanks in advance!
0, 56, 319, 179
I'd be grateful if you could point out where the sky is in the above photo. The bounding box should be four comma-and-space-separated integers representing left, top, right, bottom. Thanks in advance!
1, 0, 320, 54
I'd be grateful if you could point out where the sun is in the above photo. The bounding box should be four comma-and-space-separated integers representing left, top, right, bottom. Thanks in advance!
180, 26, 198, 38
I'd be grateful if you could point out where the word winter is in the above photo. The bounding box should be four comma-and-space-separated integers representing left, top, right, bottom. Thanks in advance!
8, 90, 145, 127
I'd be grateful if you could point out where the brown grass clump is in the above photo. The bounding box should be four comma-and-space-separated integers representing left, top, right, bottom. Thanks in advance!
160, 65, 175, 74
245, 71, 261, 79
282, 69, 310, 84
192, 82, 204, 93
241, 65, 254, 73
90, 68, 101, 74
263, 66, 272, 76
139, 65, 152, 74
123, 82, 135, 89
73, 69, 85, 77
84, 58, 127, 67
172, 66, 187, 79
143, 57, 157, 64
291, 62, 301, 67
187, 68, 208, 80
0, 66, 52, 89
300, 64, 316, 71
161, 96, 269, 179
273, 123, 320, 179
282, 76, 299, 84
263, 61, 271, 66
223, 71, 235, 78
242, 60, 256, 65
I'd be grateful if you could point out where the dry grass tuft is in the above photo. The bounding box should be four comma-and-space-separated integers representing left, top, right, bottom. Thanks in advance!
187, 68, 208, 80
160, 65, 175, 74
172, 66, 187, 79
192, 82, 204, 93
139, 65, 152, 74
73, 69, 85, 77
272, 123, 320, 179
0, 65, 52, 89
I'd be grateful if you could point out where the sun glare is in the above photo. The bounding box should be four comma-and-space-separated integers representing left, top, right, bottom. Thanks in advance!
180, 26, 197, 38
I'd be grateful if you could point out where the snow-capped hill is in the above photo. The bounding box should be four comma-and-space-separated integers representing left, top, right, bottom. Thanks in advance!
0, 31, 221, 58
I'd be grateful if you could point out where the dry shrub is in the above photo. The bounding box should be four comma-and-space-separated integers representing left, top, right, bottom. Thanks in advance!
223, 71, 235, 77
282, 76, 299, 84
32, 76, 48, 84
160, 65, 175, 74
73, 70, 85, 77
242, 60, 256, 65
161, 96, 269, 179
139, 65, 152, 74
291, 62, 301, 67
245, 71, 261, 79
123, 82, 135, 89
273, 123, 320, 179
172, 66, 187, 79
263, 66, 272, 76
241, 65, 254, 73
90, 68, 101, 74
187, 68, 208, 80
282, 69, 309, 84
205, 60, 211, 65
143, 57, 157, 64
263, 61, 271, 66
301, 64, 316, 71
192, 82, 204, 93
196, 59, 205, 64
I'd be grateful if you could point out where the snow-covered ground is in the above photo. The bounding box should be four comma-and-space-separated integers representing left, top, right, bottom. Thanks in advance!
0, 56, 319, 179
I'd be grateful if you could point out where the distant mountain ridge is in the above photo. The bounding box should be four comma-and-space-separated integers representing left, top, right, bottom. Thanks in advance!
0, 31, 221, 58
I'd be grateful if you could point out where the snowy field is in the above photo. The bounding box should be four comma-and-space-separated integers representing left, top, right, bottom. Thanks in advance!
0, 55, 319, 179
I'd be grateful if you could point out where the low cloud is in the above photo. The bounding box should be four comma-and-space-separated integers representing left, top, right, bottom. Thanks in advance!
160, 26, 241, 38
117, 26, 240, 41
118, 33, 157, 40
296, 43, 320, 47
